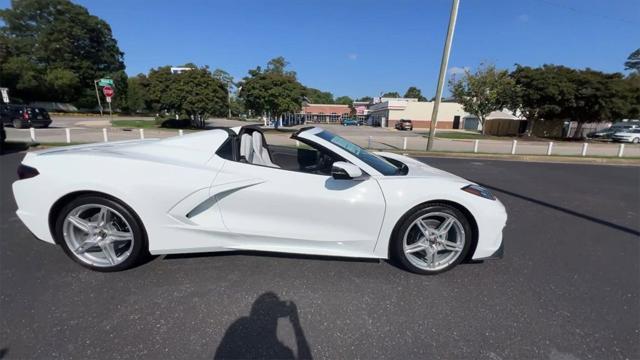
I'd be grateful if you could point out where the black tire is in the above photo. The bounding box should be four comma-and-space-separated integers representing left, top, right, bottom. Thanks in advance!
13, 119, 23, 129
54, 195, 148, 272
391, 203, 473, 275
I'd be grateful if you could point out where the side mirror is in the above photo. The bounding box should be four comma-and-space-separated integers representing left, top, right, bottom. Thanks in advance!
331, 161, 363, 180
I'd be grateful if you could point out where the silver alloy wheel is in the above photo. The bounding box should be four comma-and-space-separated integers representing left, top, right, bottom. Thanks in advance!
402, 212, 465, 271
62, 204, 134, 267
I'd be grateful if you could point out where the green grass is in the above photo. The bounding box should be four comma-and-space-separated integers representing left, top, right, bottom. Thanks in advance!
111, 119, 159, 128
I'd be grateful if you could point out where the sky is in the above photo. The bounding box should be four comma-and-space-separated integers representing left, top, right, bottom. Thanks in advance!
1, 0, 639, 98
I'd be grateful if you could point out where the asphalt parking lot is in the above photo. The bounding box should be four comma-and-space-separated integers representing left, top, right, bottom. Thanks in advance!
0, 151, 638, 360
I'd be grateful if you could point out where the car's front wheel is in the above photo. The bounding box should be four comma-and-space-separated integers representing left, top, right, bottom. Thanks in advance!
392, 203, 472, 274
632, 137, 639, 144
55, 195, 147, 272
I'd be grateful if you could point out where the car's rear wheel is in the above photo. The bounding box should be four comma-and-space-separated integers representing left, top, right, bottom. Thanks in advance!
13, 119, 23, 129
392, 203, 472, 274
55, 195, 147, 272
633, 137, 639, 144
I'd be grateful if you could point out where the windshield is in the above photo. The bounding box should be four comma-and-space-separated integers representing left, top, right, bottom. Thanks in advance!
316, 130, 399, 175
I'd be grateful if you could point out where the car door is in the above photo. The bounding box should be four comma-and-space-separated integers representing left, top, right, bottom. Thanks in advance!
211, 160, 386, 257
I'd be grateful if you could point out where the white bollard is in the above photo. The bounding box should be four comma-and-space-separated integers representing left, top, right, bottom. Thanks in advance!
178, 129, 184, 136
403, 137, 407, 150
29, 127, 36, 142
581, 143, 588, 157
511, 140, 517, 155
102, 128, 108, 142
618, 143, 625, 158
65, 128, 71, 143
547, 142, 554, 156
368, 136, 372, 149
139, 128, 145, 139
473, 139, 479, 153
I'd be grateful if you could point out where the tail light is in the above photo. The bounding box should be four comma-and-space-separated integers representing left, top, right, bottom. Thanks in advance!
23, 111, 29, 120
17, 164, 39, 180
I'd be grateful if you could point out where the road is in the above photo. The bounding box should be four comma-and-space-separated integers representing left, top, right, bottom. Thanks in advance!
0, 151, 638, 359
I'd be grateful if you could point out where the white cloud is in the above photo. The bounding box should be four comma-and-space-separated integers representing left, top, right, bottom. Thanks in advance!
517, 14, 529, 23
448, 66, 469, 76
347, 53, 358, 60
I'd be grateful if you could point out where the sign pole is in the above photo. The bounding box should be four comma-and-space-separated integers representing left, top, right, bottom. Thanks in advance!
94, 80, 104, 117
108, 98, 112, 123
427, 0, 459, 151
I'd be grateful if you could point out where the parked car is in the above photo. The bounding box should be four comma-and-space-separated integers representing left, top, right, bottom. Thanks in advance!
395, 119, 413, 131
586, 128, 618, 140
587, 124, 640, 140
342, 118, 360, 126
611, 128, 640, 143
12, 125, 507, 274
0, 104, 52, 128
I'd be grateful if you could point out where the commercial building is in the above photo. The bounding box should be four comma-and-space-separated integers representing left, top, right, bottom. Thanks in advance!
301, 104, 352, 123
368, 98, 468, 129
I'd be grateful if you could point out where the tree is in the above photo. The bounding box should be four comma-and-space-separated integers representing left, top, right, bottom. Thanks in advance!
335, 96, 353, 106
0, 0, 125, 104
509, 65, 639, 138
356, 96, 373, 102
449, 64, 515, 134
175, 66, 228, 127
304, 87, 334, 104
403, 86, 427, 101
146, 65, 227, 127
266, 56, 297, 78
213, 69, 234, 86
147, 66, 181, 113
125, 74, 150, 113
509, 65, 577, 136
239, 57, 305, 118
625, 49, 640, 73
563, 68, 635, 137
382, 91, 400, 98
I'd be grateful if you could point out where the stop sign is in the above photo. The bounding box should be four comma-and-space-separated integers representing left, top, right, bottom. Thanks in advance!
102, 86, 114, 97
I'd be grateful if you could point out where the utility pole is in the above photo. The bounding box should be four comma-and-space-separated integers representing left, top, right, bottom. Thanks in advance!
427, 0, 460, 151
227, 82, 232, 119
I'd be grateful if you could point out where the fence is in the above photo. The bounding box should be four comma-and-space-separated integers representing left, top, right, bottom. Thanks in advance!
5, 126, 639, 158
353, 135, 638, 158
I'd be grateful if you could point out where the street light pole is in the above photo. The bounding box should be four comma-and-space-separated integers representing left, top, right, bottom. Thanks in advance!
427, 0, 460, 151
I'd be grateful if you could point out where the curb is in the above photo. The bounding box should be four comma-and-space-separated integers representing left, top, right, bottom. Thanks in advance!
392, 150, 640, 166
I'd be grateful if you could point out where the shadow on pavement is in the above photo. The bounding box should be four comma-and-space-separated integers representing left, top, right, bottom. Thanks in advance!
214, 292, 312, 359
479, 182, 640, 236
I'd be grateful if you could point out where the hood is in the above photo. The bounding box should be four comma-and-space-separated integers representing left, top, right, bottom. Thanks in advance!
374, 151, 469, 183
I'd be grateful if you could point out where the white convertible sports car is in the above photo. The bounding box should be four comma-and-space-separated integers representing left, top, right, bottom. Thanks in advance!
13, 126, 507, 274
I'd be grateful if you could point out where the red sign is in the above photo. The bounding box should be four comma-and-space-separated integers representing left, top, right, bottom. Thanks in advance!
102, 86, 114, 98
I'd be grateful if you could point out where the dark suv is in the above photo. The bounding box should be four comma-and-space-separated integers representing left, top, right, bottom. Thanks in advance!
395, 119, 413, 131
0, 104, 52, 128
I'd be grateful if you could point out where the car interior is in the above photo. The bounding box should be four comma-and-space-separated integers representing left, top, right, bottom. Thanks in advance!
235, 128, 343, 176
